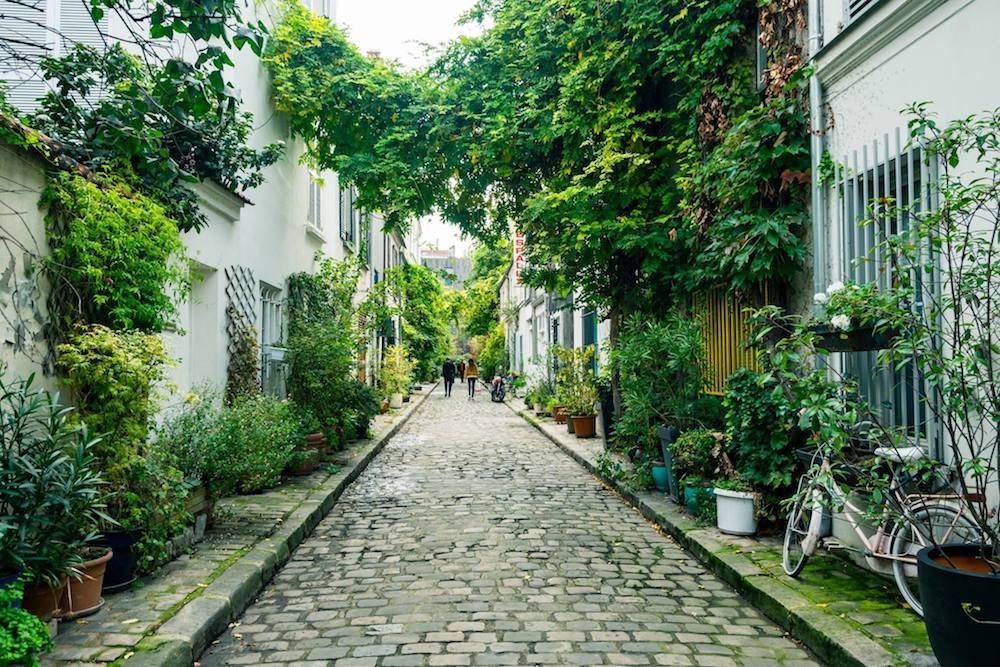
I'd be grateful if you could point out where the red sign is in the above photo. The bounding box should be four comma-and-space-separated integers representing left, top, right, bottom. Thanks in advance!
513, 231, 526, 286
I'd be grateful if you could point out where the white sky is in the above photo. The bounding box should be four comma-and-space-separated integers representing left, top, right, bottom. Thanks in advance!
336, 0, 480, 256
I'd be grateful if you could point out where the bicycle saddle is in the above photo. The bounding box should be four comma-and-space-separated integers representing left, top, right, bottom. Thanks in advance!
874, 445, 925, 462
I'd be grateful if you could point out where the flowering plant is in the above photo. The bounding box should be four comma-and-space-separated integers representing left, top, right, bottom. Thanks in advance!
812, 281, 904, 332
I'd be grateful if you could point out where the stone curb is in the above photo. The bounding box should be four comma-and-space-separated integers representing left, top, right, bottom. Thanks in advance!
128, 383, 438, 666
508, 403, 902, 667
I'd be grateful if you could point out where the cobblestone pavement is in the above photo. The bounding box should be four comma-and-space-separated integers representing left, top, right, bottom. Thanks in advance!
201, 389, 818, 666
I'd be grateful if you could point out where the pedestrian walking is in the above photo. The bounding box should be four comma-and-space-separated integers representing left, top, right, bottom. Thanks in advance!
457, 359, 466, 382
465, 357, 479, 399
442, 358, 456, 397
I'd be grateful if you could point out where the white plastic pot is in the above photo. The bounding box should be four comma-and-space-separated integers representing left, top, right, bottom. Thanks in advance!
389, 393, 404, 409
714, 487, 757, 536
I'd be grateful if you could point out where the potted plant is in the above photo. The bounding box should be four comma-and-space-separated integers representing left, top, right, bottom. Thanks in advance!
381, 345, 414, 409
0, 370, 108, 620
551, 399, 568, 424
671, 428, 719, 517
285, 447, 321, 476
58, 547, 113, 620
681, 476, 715, 517
809, 281, 899, 352
714, 479, 757, 536
0, 581, 52, 665
650, 461, 670, 493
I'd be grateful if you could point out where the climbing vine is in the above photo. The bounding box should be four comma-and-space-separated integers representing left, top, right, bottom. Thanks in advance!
41, 171, 189, 336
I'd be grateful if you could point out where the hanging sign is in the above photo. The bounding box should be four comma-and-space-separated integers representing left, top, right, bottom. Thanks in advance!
514, 231, 526, 286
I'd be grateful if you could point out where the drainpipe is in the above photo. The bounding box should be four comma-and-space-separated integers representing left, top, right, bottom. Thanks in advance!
808, 0, 827, 304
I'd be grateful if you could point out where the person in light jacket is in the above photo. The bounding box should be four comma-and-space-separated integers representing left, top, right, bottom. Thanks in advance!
465, 357, 479, 400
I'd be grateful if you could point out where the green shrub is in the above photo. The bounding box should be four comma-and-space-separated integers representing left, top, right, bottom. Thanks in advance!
208, 394, 300, 496
613, 313, 706, 457
56, 325, 189, 573
42, 172, 188, 332
380, 345, 414, 397
0, 581, 51, 667
0, 370, 107, 586
671, 428, 718, 481
722, 368, 795, 516
477, 323, 508, 380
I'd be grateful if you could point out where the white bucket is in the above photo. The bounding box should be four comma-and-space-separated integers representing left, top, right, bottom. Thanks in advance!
715, 488, 758, 536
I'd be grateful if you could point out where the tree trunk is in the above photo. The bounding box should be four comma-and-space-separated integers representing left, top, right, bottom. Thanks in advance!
608, 299, 623, 419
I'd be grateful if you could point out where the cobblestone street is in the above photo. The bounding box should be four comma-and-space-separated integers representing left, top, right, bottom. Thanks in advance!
201, 388, 817, 666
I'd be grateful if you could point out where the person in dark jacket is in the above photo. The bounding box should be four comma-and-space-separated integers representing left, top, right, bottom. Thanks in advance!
457, 360, 466, 381
442, 359, 457, 397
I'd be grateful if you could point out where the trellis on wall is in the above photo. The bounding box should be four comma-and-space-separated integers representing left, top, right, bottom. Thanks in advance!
224, 265, 260, 396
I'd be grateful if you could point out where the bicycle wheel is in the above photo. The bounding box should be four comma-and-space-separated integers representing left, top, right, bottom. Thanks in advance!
783, 474, 819, 577
889, 503, 979, 617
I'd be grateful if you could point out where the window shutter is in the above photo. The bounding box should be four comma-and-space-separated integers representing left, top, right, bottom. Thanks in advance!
847, 0, 877, 22
58, 0, 109, 52
1, 0, 50, 112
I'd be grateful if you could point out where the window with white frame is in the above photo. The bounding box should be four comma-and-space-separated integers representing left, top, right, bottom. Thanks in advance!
260, 284, 284, 348
830, 129, 939, 452
339, 185, 357, 246
307, 172, 322, 231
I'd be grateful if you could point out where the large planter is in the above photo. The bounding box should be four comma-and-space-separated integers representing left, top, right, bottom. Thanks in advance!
918, 544, 1000, 666
566, 415, 576, 434
572, 415, 597, 439
597, 384, 616, 443
651, 463, 669, 493
389, 393, 404, 409
657, 426, 682, 503
23, 577, 67, 621
714, 488, 757, 536
286, 449, 321, 476
808, 322, 898, 352
0, 570, 22, 608
97, 529, 142, 593
58, 548, 112, 620
552, 405, 568, 424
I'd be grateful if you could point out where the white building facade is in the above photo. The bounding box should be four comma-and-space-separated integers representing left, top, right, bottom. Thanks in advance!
808, 0, 999, 459
0, 0, 416, 402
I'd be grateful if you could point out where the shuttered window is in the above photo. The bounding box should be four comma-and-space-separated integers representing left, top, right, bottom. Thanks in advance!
846, 0, 879, 23
1, 0, 109, 112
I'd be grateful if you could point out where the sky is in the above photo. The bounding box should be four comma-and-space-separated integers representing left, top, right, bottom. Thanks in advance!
336, 0, 480, 257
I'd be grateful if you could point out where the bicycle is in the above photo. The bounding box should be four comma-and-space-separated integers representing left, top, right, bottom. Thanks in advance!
782, 440, 979, 617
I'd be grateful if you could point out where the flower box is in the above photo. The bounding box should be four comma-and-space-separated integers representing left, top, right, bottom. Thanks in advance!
808, 322, 897, 353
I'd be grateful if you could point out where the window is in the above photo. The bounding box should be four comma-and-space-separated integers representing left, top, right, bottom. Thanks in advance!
307, 172, 322, 231
339, 186, 357, 246
831, 129, 939, 452
582, 307, 598, 373
1, 0, 109, 112
260, 284, 284, 347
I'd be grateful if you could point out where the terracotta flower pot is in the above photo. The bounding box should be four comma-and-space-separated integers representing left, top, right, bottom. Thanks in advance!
571, 414, 597, 438
305, 432, 329, 454
552, 405, 567, 424
286, 449, 321, 476
59, 548, 112, 619
23, 577, 67, 621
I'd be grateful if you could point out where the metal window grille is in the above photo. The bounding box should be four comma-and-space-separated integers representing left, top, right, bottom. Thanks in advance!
832, 128, 940, 455
694, 286, 763, 396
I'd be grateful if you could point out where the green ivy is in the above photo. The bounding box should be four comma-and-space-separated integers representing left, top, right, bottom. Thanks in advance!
395, 264, 451, 382
42, 172, 188, 333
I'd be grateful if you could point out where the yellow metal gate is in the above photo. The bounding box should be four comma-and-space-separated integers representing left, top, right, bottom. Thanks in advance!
694, 287, 760, 395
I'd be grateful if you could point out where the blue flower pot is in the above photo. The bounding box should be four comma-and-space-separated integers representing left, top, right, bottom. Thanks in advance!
651, 465, 669, 492
684, 485, 715, 515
